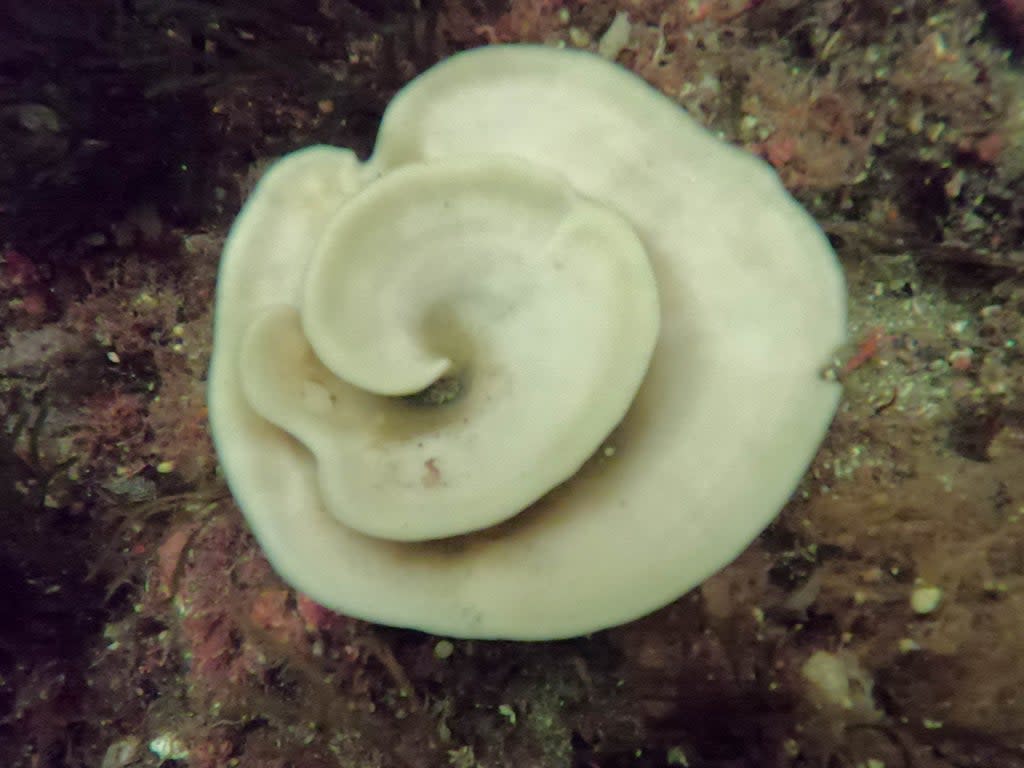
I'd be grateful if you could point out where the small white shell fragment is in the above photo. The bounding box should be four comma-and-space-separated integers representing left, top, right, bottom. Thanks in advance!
149, 732, 189, 761
101, 737, 142, 768
598, 11, 632, 60
898, 637, 921, 653
910, 584, 943, 615
434, 639, 455, 659
802, 651, 880, 721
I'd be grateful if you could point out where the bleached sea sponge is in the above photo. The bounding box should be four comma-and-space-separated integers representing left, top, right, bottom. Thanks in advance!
208, 45, 846, 640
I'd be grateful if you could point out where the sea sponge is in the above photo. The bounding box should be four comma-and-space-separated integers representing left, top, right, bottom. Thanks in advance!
208, 45, 846, 640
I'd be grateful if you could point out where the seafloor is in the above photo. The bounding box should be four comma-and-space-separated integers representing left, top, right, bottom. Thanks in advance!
2, 1, 1023, 767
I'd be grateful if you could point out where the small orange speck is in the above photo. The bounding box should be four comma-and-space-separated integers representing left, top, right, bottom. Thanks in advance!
840, 326, 886, 378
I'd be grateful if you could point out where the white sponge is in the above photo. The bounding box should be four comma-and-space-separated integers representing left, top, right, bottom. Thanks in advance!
208, 45, 846, 640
